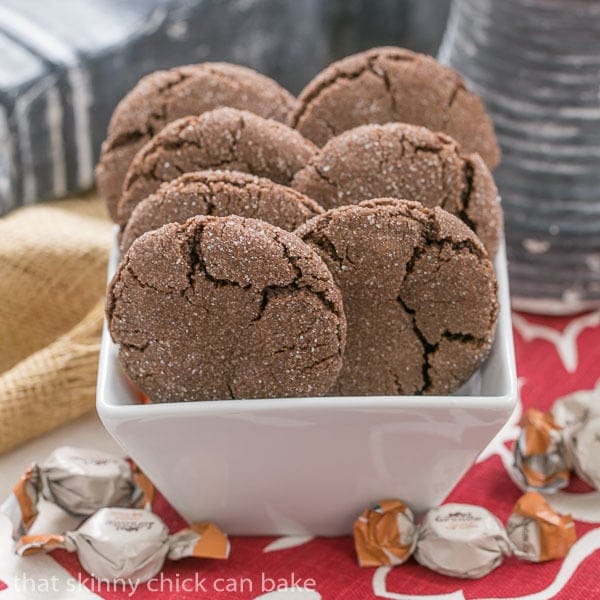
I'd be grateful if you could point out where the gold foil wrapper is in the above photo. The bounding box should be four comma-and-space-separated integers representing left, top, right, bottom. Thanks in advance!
507, 491, 576, 562
353, 499, 417, 567
16, 507, 229, 582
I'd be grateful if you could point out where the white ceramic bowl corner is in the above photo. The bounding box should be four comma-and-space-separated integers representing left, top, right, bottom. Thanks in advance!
97, 237, 517, 535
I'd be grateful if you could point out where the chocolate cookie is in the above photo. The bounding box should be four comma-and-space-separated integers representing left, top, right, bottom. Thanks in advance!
98, 63, 296, 221
292, 123, 503, 257
295, 199, 499, 396
121, 170, 323, 253
107, 215, 346, 402
117, 107, 317, 227
292, 47, 500, 169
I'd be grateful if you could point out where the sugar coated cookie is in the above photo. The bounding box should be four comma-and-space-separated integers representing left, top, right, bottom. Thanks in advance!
98, 63, 295, 220
121, 170, 323, 252
107, 215, 347, 402
295, 199, 498, 396
292, 47, 499, 168
292, 123, 502, 256
118, 108, 317, 226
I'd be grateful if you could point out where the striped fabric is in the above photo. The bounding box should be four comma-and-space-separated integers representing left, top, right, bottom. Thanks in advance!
0, 0, 451, 215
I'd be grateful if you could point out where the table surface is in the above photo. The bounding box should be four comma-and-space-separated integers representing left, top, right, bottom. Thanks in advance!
0, 309, 599, 600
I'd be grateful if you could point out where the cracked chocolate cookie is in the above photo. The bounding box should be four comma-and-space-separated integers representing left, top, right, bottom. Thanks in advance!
107, 215, 346, 402
117, 107, 317, 227
121, 170, 324, 253
98, 63, 296, 221
295, 199, 499, 396
292, 47, 500, 169
292, 123, 502, 257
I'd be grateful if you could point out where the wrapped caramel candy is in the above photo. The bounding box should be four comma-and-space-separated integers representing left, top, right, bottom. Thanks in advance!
353, 499, 417, 567
415, 504, 512, 578
513, 409, 570, 492
0, 447, 153, 539
551, 388, 600, 430
16, 507, 229, 582
551, 390, 600, 490
353, 494, 576, 578
507, 491, 576, 562
563, 417, 600, 490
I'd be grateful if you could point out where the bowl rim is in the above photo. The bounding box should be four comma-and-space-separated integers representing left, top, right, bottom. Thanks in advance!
97, 233, 517, 420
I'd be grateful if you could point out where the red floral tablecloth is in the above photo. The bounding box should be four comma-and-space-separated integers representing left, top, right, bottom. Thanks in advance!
2, 310, 599, 600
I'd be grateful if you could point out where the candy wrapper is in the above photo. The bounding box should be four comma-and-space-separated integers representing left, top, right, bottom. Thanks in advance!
0, 446, 154, 539
512, 390, 600, 493
353, 499, 417, 567
563, 416, 600, 490
507, 491, 576, 562
415, 504, 512, 578
513, 409, 570, 492
353, 494, 576, 578
552, 389, 600, 489
16, 507, 229, 582
551, 388, 600, 430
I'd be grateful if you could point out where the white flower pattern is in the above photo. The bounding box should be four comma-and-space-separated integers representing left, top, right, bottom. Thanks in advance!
373, 311, 600, 598
263, 537, 315, 553
1, 311, 598, 599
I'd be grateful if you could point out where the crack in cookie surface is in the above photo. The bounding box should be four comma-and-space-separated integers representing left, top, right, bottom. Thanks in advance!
121, 170, 323, 253
292, 47, 416, 128
98, 64, 296, 221
118, 108, 316, 227
292, 47, 500, 168
292, 122, 501, 256
107, 215, 346, 402
296, 199, 498, 396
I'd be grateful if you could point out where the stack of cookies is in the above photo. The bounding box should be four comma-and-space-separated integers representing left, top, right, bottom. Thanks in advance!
100, 47, 503, 402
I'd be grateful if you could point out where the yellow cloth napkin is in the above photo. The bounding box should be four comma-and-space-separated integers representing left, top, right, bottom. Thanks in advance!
0, 193, 112, 454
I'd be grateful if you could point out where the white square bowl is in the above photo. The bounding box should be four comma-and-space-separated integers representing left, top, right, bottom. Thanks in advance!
97, 234, 517, 536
